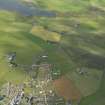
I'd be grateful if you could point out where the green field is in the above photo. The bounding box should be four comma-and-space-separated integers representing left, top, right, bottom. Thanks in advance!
23, 0, 105, 13
0, 0, 105, 105
66, 68, 103, 97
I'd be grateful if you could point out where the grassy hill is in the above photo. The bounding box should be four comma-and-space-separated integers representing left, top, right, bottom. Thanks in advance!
0, 0, 105, 105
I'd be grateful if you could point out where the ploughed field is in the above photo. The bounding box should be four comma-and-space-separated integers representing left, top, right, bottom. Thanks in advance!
0, 0, 105, 105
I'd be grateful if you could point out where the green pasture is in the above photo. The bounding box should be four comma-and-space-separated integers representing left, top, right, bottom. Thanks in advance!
1, 0, 105, 104
23, 0, 105, 13
66, 68, 103, 97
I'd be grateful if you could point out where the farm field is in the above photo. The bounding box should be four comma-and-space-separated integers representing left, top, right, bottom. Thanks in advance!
0, 0, 105, 105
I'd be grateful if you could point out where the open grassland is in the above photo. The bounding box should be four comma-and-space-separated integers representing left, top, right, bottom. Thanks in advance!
1, 0, 105, 105
0, 11, 42, 85
23, 0, 105, 13
66, 68, 103, 97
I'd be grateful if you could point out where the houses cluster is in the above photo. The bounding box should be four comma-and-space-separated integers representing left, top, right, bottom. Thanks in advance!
10, 90, 24, 105
1, 52, 67, 105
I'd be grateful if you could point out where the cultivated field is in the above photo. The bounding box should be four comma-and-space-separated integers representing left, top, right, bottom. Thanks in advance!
0, 0, 105, 105
53, 76, 81, 101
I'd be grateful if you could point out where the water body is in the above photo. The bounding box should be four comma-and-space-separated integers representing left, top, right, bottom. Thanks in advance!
0, 0, 56, 17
